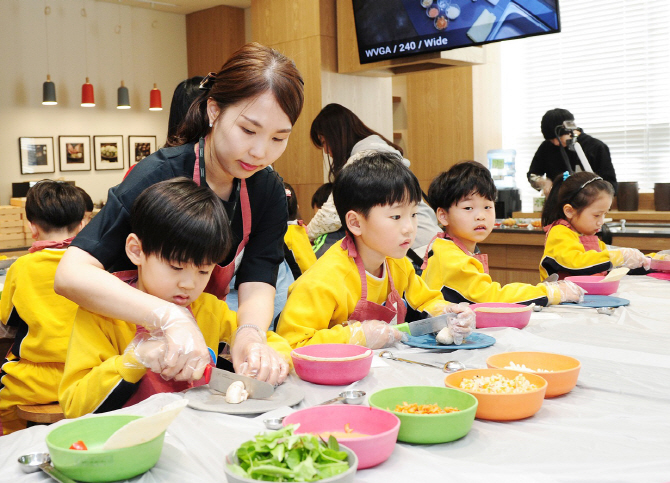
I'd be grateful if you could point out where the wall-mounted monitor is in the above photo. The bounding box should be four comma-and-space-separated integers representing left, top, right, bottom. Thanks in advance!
353, 0, 560, 65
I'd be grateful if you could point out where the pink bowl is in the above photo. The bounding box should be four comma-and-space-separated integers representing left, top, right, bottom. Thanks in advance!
470, 303, 532, 329
565, 275, 619, 296
650, 258, 670, 272
283, 405, 400, 469
291, 344, 373, 385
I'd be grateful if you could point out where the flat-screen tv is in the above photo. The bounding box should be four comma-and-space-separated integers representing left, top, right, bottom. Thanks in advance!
352, 0, 560, 64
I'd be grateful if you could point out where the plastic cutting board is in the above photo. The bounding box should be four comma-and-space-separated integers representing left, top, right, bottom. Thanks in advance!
560, 295, 630, 308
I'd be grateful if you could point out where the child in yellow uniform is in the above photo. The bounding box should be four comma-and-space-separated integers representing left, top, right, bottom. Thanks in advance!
540, 171, 650, 280
283, 182, 316, 279
0, 181, 87, 434
421, 161, 583, 306
277, 152, 474, 349
59, 178, 291, 418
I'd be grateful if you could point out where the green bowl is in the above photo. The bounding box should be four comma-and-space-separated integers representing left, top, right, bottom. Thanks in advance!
368, 386, 478, 444
46, 415, 165, 482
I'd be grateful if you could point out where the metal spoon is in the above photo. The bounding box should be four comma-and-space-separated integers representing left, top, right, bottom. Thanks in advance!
18, 453, 77, 483
533, 305, 615, 316
263, 390, 367, 430
379, 350, 465, 373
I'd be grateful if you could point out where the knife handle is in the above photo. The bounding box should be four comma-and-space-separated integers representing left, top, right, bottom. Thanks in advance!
204, 364, 212, 384
395, 323, 411, 335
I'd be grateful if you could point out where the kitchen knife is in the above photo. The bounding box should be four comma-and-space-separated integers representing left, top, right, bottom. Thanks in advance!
203, 365, 274, 399
395, 313, 455, 337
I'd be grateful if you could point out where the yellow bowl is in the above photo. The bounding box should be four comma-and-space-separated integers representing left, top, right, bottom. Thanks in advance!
486, 351, 581, 398
444, 368, 547, 421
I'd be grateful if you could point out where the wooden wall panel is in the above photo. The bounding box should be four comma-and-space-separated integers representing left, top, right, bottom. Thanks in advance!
406, 67, 474, 187
251, 0, 321, 45
186, 6, 245, 77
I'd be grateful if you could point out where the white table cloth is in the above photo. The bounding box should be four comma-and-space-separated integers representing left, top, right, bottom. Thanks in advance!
1, 276, 669, 483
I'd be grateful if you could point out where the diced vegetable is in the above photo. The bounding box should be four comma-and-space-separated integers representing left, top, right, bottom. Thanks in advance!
227, 424, 349, 481
69, 440, 88, 450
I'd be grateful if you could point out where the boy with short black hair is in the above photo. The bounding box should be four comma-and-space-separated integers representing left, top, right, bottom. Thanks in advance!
422, 161, 583, 306
277, 152, 474, 349
76, 186, 94, 225
59, 178, 291, 418
0, 180, 86, 433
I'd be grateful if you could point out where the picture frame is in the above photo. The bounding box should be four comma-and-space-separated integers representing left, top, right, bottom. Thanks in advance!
93, 135, 125, 171
18, 137, 55, 174
128, 135, 157, 166
58, 136, 91, 171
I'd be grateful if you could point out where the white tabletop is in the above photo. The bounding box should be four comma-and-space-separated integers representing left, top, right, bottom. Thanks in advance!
1, 275, 670, 483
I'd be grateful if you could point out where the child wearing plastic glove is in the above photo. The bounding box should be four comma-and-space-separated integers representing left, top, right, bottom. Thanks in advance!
540, 171, 651, 280
421, 162, 584, 306
59, 179, 292, 418
276, 152, 475, 349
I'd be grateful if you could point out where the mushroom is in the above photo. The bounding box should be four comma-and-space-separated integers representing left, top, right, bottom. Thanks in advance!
435, 327, 454, 345
225, 381, 249, 404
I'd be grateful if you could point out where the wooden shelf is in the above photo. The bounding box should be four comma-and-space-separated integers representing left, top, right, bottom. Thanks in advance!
393, 132, 402, 141
392, 96, 401, 103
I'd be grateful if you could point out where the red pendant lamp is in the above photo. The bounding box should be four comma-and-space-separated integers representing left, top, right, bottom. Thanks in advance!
81, 77, 95, 107
149, 83, 162, 110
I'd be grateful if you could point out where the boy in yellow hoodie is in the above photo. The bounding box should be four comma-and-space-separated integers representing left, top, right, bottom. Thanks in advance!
277, 152, 474, 349
59, 178, 291, 418
0, 181, 86, 433
422, 161, 583, 305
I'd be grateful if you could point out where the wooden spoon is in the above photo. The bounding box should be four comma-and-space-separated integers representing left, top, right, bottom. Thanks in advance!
600, 267, 629, 283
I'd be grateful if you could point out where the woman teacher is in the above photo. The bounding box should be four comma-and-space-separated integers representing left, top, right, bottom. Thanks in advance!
55, 43, 304, 386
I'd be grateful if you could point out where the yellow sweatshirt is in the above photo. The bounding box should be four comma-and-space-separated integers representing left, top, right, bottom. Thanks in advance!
59, 293, 291, 418
276, 240, 447, 348
284, 222, 316, 278
540, 223, 620, 280
422, 237, 558, 305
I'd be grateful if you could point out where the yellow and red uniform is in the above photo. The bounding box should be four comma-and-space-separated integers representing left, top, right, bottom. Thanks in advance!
276, 240, 447, 348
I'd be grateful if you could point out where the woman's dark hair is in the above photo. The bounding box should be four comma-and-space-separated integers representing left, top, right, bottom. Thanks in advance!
75, 186, 94, 212
166, 76, 204, 143
284, 181, 299, 221
310, 103, 403, 182
166, 43, 304, 147
130, 177, 231, 266
26, 180, 85, 233
333, 151, 421, 233
427, 161, 497, 213
541, 171, 614, 227
311, 182, 333, 210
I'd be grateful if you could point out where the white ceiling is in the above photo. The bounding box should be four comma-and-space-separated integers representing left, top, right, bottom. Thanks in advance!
95, 0, 250, 15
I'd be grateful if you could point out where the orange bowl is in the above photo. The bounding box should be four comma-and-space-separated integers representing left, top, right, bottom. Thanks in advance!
486, 351, 581, 398
444, 368, 547, 421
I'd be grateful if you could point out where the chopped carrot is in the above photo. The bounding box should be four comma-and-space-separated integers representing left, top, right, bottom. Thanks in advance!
393, 402, 460, 414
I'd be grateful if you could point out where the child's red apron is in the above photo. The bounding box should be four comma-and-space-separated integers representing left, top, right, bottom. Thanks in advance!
193, 141, 252, 301
421, 232, 489, 273
341, 235, 407, 325
543, 219, 605, 278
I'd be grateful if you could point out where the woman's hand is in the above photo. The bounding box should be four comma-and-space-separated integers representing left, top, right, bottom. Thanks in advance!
231, 326, 289, 386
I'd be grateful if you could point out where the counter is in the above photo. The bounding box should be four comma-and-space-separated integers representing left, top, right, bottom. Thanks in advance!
1, 275, 669, 482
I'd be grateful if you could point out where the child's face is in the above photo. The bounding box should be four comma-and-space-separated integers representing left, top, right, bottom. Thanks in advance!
564, 192, 612, 236
356, 201, 418, 261
438, 192, 495, 252
137, 255, 216, 307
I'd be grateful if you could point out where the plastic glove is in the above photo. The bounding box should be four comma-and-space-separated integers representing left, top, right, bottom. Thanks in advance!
444, 303, 476, 345
544, 280, 585, 304
610, 247, 647, 270
347, 320, 405, 349
122, 331, 167, 374
143, 304, 209, 382
231, 326, 289, 386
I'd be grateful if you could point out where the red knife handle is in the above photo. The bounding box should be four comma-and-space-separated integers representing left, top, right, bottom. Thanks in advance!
204, 364, 212, 384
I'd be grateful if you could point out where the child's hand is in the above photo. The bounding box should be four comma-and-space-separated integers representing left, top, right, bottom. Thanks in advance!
349, 320, 405, 349
123, 332, 167, 374
613, 247, 647, 269
545, 280, 585, 304
445, 303, 476, 345
232, 326, 289, 386
143, 304, 210, 382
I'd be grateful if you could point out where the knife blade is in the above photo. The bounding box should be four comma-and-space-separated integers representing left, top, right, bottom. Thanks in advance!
396, 313, 455, 337
203, 365, 274, 399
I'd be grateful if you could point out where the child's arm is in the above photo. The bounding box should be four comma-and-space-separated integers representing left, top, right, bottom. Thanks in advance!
541, 225, 613, 278
59, 309, 145, 419
0, 260, 19, 326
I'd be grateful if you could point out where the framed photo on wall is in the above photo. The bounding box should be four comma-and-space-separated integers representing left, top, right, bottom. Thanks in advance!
58, 136, 91, 171
128, 136, 157, 166
18, 137, 55, 174
94, 135, 124, 171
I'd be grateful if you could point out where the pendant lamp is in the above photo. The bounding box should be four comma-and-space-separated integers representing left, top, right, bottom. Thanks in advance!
42, 75, 57, 105
81, 77, 95, 107
149, 83, 162, 111
117, 81, 130, 109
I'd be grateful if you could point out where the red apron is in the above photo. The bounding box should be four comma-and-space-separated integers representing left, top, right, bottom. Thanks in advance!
112, 271, 205, 408
28, 236, 75, 253
341, 235, 407, 325
193, 141, 252, 300
543, 220, 605, 278
421, 232, 489, 273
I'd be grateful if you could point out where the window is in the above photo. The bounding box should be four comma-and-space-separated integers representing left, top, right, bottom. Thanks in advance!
500, 0, 670, 211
